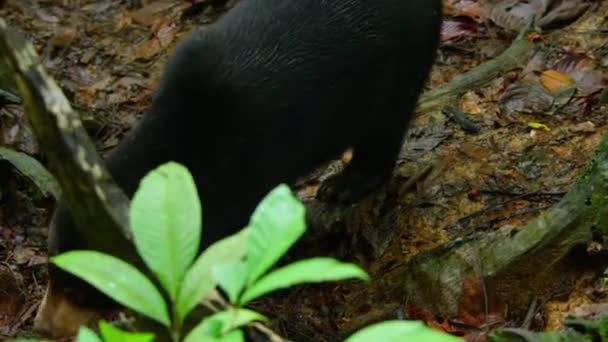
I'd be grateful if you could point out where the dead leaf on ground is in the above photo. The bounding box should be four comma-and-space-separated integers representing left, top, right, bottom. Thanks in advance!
499, 78, 554, 117
487, 0, 591, 32
400, 121, 452, 161
441, 17, 481, 43
553, 55, 606, 96
134, 20, 178, 61
540, 70, 575, 94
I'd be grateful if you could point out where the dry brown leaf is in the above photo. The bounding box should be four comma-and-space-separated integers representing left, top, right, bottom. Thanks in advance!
134, 21, 177, 60
540, 69, 576, 94
461, 91, 484, 115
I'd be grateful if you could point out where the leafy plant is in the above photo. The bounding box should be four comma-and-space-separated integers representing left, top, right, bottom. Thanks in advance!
345, 320, 461, 342
0, 146, 61, 199
18, 161, 462, 341
50, 162, 368, 341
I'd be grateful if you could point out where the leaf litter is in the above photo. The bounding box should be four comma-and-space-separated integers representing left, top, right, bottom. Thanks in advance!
0, 0, 607, 340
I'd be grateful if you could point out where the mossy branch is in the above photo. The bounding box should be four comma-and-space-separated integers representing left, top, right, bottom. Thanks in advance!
416, 21, 537, 114
0, 20, 137, 262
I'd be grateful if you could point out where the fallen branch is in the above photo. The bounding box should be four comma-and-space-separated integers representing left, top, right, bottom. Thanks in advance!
416, 21, 537, 114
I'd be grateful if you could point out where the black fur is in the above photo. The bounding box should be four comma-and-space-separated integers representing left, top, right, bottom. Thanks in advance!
48, 0, 442, 317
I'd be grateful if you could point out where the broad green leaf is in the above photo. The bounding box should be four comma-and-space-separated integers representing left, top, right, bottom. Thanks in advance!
241, 257, 368, 304
184, 309, 266, 342
76, 327, 102, 342
185, 329, 244, 342
130, 161, 202, 301
217, 330, 245, 342
0, 146, 61, 199
98, 320, 155, 342
51, 251, 170, 327
211, 260, 248, 304
177, 228, 249, 322
247, 184, 305, 284
345, 320, 462, 342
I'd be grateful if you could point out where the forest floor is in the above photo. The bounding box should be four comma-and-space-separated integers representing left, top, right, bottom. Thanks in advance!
0, 0, 607, 341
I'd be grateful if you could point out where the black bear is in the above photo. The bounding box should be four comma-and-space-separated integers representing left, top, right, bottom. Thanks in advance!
34, 0, 443, 337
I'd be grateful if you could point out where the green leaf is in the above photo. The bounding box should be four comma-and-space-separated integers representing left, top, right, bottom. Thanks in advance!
241, 257, 369, 304
345, 320, 462, 342
217, 330, 245, 342
176, 228, 249, 323
185, 329, 245, 342
76, 327, 102, 342
0, 146, 61, 199
51, 250, 170, 327
184, 309, 266, 342
211, 260, 248, 304
130, 161, 202, 301
98, 320, 155, 342
247, 184, 305, 284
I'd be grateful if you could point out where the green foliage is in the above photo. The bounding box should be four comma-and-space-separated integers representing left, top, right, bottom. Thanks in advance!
130, 162, 202, 301
186, 328, 244, 342
76, 327, 103, 342
184, 308, 266, 342
0, 146, 61, 199
46, 162, 459, 342
176, 228, 248, 322
345, 321, 462, 342
212, 260, 249, 304
246, 185, 306, 285
52, 251, 170, 327
98, 321, 155, 342
240, 257, 369, 304
74, 322, 154, 342
563, 315, 608, 341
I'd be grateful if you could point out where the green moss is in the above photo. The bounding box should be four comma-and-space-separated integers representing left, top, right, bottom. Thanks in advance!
575, 154, 598, 186
590, 191, 608, 241
580, 135, 608, 241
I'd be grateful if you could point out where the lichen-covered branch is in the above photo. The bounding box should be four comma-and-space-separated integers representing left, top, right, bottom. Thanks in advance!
0, 52, 20, 103
0, 20, 137, 264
